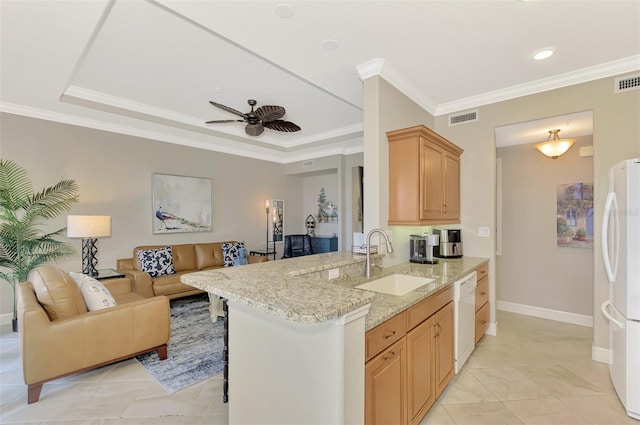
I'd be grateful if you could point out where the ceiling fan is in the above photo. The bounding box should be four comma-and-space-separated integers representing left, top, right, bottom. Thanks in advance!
206, 99, 301, 136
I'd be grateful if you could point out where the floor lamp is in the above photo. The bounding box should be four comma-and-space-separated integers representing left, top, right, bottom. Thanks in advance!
265, 200, 270, 251
67, 215, 111, 276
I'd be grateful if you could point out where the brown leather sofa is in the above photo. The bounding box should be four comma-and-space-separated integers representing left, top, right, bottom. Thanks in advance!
116, 242, 267, 299
17, 265, 170, 403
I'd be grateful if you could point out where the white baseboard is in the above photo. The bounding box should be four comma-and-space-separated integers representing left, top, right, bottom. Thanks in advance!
592, 344, 612, 364
486, 322, 497, 336
496, 300, 593, 327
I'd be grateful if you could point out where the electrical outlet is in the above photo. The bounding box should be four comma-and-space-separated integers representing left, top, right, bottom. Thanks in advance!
328, 268, 339, 280
478, 226, 490, 237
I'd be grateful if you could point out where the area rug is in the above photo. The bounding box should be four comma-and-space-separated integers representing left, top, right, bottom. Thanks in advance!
136, 295, 224, 393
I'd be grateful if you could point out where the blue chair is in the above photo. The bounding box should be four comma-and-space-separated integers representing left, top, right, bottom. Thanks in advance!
281, 235, 314, 259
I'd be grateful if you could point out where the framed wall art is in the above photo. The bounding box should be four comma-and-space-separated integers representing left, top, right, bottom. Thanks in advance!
153, 173, 212, 234
270, 199, 284, 243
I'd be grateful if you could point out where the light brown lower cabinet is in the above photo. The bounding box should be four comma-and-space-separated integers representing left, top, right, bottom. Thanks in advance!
366, 300, 454, 425
406, 316, 434, 424
365, 338, 407, 425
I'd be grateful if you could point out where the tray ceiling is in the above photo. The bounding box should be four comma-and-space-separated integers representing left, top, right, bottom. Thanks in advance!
1, 1, 638, 162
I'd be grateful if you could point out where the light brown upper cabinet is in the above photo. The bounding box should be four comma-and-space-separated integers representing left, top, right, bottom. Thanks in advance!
387, 125, 464, 225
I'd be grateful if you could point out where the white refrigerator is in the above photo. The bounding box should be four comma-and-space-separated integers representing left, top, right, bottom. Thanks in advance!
601, 158, 640, 420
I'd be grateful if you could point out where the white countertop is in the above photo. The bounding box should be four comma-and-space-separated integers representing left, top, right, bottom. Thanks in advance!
181, 252, 488, 331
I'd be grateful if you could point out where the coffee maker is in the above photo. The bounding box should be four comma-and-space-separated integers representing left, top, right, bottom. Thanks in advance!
433, 228, 463, 258
410, 234, 439, 264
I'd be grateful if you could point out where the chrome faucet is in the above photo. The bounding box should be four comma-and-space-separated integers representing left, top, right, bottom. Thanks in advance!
365, 228, 394, 278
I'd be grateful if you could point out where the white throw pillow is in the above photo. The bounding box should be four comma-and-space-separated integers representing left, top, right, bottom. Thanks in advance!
69, 272, 117, 311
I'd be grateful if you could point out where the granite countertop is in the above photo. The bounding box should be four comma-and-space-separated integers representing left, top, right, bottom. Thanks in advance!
181, 252, 488, 331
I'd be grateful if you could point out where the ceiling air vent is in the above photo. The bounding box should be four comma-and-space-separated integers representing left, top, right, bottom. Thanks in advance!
614, 73, 640, 93
302, 160, 315, 168
448, 109, 479, 126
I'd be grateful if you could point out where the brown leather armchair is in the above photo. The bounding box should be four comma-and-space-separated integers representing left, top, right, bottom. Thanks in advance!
17, 265, 170, 403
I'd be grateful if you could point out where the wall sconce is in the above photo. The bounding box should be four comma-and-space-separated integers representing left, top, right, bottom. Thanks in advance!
535, 129, 575, 159
67, 215, 111, 276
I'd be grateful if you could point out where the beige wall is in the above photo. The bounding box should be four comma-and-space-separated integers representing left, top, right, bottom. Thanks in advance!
496, 137, 594, 318
0, 113, 303, 318
363, 76, 435, 264
284, 153, 365, 251
434, 73, 640, 354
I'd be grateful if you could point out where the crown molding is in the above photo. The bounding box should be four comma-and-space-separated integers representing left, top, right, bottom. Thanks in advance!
356, 58, 385, 80
61, 85, 363, 149
0, 102, 276, 163
436, 55, 640, 115
0, 102, 361, 164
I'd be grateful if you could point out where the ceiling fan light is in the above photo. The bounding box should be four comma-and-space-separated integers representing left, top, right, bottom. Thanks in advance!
535, 129, 575, 158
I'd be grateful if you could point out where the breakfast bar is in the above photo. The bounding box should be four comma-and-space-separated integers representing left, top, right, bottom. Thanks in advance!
182, 252, 488, 424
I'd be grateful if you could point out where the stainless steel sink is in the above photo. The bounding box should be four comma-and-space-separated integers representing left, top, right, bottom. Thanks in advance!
355, 274, 435, 296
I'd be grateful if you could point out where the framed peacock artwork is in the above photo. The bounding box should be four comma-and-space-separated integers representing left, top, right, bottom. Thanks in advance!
153, 173, 212, 234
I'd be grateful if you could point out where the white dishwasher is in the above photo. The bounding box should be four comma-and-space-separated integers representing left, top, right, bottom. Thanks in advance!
453, 271, 477, 373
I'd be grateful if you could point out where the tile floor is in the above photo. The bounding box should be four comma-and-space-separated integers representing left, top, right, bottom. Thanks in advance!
420, 311, 638, 425
0, 311, 637, 424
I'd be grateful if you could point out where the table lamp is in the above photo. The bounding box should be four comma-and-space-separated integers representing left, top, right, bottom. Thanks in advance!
67, 215, 111, 276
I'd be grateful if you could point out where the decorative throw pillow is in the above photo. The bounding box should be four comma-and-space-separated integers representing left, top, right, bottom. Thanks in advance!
137, 246, 176, 277
69, 272, 117, 311
221, 241, 245, 267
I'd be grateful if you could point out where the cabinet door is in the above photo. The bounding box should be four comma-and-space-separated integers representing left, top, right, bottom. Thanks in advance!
443, 151, 460, 220
406, 318, 435, 425
365, 338, 407, 425
475, 302, 490, 344
310, 237, 327, 253
432, 302, 454, 397
420, 139, 445, 221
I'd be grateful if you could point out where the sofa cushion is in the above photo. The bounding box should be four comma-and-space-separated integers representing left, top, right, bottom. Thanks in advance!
221, 241, 245, 267
152, 271, 198, 296
171, 244, 197, 271
69, 272, 117, 311
136, 246, 176, 278
194, 243, 225, 270
29, 265, 88, 320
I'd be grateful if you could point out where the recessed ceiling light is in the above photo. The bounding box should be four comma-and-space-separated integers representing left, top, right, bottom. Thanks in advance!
322, 39, 339, 50
274, 4, 294, 18
532, 47, 556, 60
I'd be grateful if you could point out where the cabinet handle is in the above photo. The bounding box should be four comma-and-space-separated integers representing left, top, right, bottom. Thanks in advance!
481, 320, 487, 325
383, 330, 396, 339
383, 351, 396, 361
433, 323, 442, 338
480, 291, 486, 296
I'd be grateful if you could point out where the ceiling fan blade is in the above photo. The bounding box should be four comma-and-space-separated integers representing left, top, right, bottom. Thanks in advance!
209, 101, 247, 119
255, 105, 285, 122
263, 120, 301, 133
205, 119, 245, 124
245, 124, 264, 136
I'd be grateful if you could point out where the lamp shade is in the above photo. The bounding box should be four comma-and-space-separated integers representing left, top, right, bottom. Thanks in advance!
535, 129, 575, 159
67, 215, 111, 238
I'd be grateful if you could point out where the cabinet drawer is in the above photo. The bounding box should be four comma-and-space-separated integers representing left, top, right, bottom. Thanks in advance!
366, 311, 407, 361
475, 302, 489, 344
475, 277, 489, 312
406, 287, 453, 331
475, 263, 488, 281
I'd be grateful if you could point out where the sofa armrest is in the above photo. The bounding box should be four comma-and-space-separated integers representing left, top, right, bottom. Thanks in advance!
248, 255, 268, 264
101, 277, 134, 296
19, 281, 169, 386
116, 257, 133, 271
119, 270, 154, 298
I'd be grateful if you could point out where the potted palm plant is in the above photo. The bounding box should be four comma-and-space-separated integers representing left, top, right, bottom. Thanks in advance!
0, 159, 79, 331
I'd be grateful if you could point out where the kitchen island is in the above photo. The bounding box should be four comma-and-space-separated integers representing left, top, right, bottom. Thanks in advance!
182, 252, 487, 424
